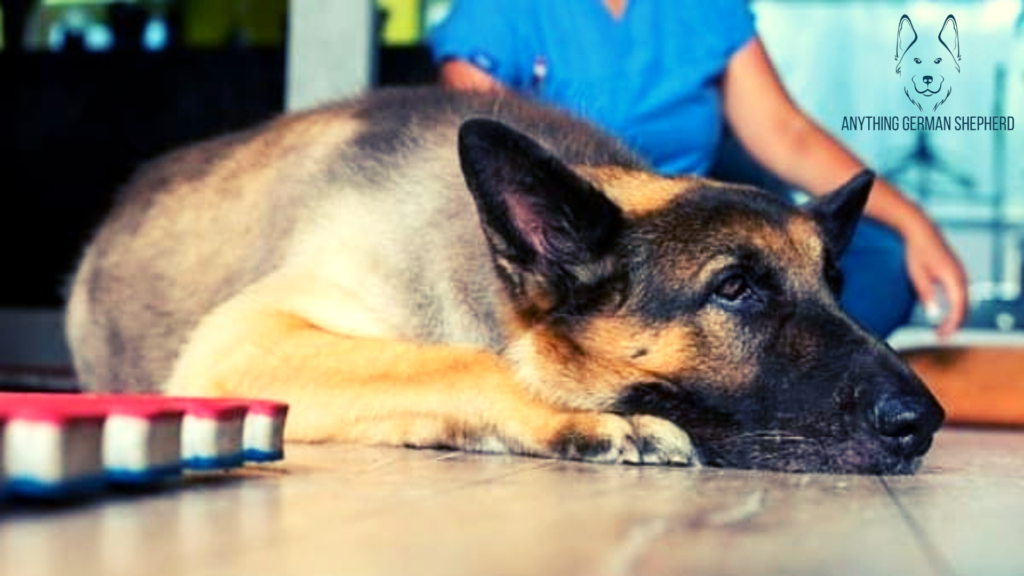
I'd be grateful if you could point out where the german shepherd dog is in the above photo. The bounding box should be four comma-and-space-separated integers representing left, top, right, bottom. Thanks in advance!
66, 88, 944, 474
896, 14, 961, 112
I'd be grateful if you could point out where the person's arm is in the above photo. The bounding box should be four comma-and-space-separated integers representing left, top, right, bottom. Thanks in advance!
721, 38, 967, 336
439, 59, 505, 93
428, 0, 527, 94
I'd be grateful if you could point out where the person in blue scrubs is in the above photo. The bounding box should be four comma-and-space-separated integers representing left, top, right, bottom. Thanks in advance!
428, 0, 967, 339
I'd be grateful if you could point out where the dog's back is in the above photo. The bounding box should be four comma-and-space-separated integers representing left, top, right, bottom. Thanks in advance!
67, 88, 642, 392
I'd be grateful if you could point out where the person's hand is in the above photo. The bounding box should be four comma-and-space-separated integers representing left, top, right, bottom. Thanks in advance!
903, 218, 968, 337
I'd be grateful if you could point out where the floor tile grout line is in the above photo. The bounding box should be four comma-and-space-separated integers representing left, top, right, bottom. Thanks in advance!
880, 477, 958, 576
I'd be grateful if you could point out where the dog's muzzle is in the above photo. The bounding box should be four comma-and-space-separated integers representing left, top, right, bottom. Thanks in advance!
914, 75, 944, 96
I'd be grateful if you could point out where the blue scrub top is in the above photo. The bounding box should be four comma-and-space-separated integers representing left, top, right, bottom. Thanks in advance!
429, 0, 756, 176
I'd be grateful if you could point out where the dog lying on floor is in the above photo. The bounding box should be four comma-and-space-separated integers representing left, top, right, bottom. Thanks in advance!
65, 87, 944, 474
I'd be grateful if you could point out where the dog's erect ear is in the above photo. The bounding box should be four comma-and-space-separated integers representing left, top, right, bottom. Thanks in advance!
806, 170, 875, 258
939, 14, 961, 73
458, 118, 624, 311
895, 14, 917, 74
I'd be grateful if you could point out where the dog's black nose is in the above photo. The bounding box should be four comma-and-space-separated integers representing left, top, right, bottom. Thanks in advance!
870, 393, 944, 457
923, 75, 933, 84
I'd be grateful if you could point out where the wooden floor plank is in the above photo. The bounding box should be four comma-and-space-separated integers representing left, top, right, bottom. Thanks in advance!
4, 428, 1021, 576
883, 429, 1024, 576
186, 459, 932, 576
0, 446, 552, 576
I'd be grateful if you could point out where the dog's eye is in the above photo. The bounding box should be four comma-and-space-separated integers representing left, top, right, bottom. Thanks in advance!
914, 58, 922, 64
715, 274, 751, 302
934, 58, 942, 64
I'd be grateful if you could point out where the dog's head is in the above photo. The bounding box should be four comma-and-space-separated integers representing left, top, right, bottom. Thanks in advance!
896, 14, 961, 112
458, 119, 944, 475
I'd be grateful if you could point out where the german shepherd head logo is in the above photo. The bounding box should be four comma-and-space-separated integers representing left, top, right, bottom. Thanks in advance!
895, 14, 961, 112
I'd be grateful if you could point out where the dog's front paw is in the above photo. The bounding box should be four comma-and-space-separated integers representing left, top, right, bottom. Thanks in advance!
627, 415, 700, 466
550, 413, 700, 466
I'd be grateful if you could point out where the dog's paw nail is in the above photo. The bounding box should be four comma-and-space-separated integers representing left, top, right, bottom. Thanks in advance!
620, 438, 642, 465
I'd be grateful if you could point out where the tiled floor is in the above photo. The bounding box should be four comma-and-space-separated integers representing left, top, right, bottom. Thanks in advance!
1, 427, 1023, 576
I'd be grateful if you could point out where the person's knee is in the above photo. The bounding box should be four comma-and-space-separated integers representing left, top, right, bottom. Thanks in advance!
838, 220, 916, 339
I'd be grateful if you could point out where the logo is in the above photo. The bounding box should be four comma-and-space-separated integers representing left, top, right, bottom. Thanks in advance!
895, 14, 961, 112
840, 12, 1013, 133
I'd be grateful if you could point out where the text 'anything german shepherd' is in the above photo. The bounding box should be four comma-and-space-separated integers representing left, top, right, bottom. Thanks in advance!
66, 88, 944, 474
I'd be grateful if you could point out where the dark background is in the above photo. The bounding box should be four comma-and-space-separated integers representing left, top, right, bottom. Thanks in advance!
0, 0, 438, 307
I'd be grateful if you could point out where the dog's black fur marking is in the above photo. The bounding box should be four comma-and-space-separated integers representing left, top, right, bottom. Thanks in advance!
347, 88, 646, 172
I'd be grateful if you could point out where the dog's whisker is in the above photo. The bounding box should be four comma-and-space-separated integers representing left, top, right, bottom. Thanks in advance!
730, 431, 812, 442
